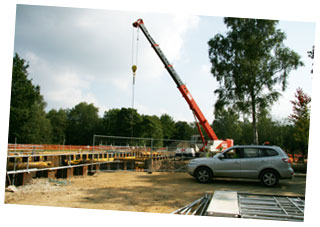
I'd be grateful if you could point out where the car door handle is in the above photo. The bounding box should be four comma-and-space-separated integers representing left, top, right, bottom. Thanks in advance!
234, 161, 240, 164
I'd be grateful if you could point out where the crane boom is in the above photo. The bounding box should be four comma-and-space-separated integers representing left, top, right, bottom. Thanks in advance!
133, 19, 232, 150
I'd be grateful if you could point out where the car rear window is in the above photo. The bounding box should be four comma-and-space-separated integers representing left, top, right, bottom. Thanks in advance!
262, 148, 279, 157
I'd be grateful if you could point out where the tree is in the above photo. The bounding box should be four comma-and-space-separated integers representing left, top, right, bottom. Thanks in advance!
208, 18, 303, 144
256, 109, 292, 147
9, 53, 51, 144
237, 118, 253, 145
160, 114, 176, 140
65, 102, 101, 145
102, 108, 164, 147
47, 109, 67, 144
256, 109, 275, 144
22, 95, 52, 144
102, 108, 121, 135
212, 108, 242, 143
172, 121, 194, 140
139, 115, 163, 148
280, 122, 297, 160
117, 108, 142, 137
308, 45, 315, 74
102, 108, 142, 137
289, 88, 311, 162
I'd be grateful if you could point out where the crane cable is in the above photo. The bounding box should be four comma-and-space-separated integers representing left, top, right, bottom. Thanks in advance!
131, 26, 140, 138
131, 26, 139, 81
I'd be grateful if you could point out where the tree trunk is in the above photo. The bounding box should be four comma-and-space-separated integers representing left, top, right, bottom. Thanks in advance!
252, 116, 259, 145
251, 96, 259, 145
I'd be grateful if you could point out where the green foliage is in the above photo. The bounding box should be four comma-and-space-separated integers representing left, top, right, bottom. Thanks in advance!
257, 110, 288, 146
212, 108, 242, 143
160, 114, 176, 140
289, 88, 311, 159
65, 102, 102, 145
139, 115, 163, 147
9, 53, 51, 143
102, 108, 121, 135
237, 119, 253, 144
308, 45, 314, 74
172, 121, 195, 140
22, 96, 52, 144
102, 108, 142, 137
46, 109, 67, 144
208, 17, 303, 144
211, 106, 300, 153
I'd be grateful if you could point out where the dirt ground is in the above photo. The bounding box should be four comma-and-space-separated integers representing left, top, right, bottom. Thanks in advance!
4, 171, 306, 214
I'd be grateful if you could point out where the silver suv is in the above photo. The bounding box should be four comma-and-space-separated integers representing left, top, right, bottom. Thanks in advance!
186, 145, 294, 186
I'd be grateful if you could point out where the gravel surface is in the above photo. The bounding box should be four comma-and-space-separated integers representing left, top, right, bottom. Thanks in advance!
4, 171, 306, 214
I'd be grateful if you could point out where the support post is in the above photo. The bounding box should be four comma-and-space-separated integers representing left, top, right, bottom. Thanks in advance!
67, 168, 73, 178
47, 170, 57, 179
82, 166, 88, 177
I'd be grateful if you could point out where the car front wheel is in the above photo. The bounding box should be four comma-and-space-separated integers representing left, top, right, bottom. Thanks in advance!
260, 170, 279, 187
195, 167, 212, 183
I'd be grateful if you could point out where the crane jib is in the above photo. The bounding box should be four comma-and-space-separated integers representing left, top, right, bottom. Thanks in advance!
178, 85, 218, 141
132, 18, 219, 142
133, 19, 184, 87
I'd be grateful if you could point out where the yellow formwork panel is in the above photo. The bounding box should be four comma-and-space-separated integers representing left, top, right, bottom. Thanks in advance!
115, 156, 136, 160
72, 158, 115, 165
7, 161, 53, 170
134, 157, 149, 161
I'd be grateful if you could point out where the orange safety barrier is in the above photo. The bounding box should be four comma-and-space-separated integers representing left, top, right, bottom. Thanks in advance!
7, 143, 170, 153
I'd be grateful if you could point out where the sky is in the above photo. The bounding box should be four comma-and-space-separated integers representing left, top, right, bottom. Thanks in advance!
1, 1, 320, 227
11, 4, 315, 123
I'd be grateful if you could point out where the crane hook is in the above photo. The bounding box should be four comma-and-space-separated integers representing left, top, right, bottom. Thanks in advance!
132, 65, 137, 76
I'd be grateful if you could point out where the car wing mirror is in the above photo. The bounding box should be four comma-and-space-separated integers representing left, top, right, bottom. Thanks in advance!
218, 154, 224, 159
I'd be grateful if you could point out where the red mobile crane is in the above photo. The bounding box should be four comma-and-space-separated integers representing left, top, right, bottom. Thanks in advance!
133, 19, 233, 152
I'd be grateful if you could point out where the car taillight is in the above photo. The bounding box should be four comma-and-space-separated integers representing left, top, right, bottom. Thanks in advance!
282, 158, 292, 164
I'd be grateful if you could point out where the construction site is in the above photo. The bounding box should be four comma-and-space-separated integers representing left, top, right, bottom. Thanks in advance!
5, 136, 187, 186
4, 17, 309, 223
5, 134, 307, 222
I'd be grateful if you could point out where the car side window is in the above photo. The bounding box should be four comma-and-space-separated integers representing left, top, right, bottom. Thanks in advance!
243, 148, 261, 158
262, 148, 279, 157
223, 148, 242, 159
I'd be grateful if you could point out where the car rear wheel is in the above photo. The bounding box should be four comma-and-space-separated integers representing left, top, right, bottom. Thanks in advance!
260, 170, 279, 187
195, 167, 212, 183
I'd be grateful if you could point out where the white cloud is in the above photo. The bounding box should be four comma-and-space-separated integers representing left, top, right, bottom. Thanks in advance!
111, 76, 132, 92
159, 107, 169, 116
158, 15, 200, 62
134, 102, 152, 116
134, 14, 200, 80
55, 71, 91, 89
25, 51, 40, 64
171, 112, 190, 122
200, 64, 211, 74
23, 51, 98, 110
45, 71, 97, 109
